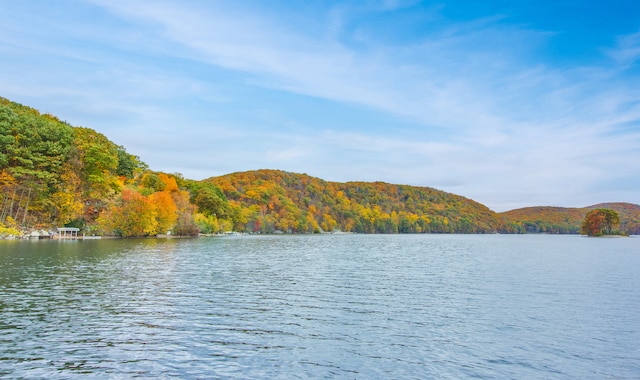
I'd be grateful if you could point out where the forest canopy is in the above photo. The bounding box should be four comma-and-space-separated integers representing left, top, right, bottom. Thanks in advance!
207, 170, 505, 234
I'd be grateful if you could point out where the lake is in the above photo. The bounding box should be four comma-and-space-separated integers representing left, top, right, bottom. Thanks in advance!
1, 234, 639, 378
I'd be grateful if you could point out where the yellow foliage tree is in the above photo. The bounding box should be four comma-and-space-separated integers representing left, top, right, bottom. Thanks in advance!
158, 173, 179, 192
0, 216, 20, 237
51, 191, 83, 226
150, 191, 178, 234
50, 165, 84, 225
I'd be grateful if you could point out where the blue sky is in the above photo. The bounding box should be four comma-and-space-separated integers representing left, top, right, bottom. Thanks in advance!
1, 0, 639, 211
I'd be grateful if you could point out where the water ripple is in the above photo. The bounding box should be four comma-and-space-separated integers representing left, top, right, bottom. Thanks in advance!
1, 235, 640, 378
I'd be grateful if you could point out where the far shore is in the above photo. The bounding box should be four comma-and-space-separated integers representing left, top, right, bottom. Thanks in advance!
585, 234, 629, 238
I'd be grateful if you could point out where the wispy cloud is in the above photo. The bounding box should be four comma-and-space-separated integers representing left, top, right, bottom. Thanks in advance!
1, 0, 638, 210
608, 31, 640, 68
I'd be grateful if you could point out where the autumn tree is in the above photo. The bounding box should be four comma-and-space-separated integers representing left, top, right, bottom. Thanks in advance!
50, 164, 84, 225
581, 208, 620, 236
171, 190, 199, 236
97, 189, 158, 237
149, 191, 178, 234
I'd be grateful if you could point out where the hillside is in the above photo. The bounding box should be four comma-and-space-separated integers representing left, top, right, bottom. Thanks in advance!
500, 203, 640, 235
1, 97, 145, 231
2, 96, 638, 237
1, 97, 509, 235
0, 97, 215, 237
206, 169, 506, 233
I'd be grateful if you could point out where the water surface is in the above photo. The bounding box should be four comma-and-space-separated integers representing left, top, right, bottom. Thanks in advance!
1, 235, 639, 378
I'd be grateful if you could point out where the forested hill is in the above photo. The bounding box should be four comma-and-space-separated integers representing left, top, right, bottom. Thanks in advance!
0, 96, 146, 232
2, 96, 638, 236
206, 170, 506, 233
1, 96, 508, 235
500, 203, 640, 234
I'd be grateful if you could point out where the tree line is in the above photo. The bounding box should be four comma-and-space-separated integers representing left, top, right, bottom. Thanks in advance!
500, 203, 640, 235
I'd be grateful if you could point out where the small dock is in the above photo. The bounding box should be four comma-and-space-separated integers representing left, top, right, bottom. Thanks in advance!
57, 227, 80, 240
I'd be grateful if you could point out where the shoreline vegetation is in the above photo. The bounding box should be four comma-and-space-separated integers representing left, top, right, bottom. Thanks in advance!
2, 231, 637, 242
2, 97, 640, 239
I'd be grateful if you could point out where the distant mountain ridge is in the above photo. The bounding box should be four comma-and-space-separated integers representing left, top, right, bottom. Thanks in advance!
500, 203, 640, 234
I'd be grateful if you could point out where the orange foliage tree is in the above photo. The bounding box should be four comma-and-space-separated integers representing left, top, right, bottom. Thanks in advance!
97, 189, 158, 237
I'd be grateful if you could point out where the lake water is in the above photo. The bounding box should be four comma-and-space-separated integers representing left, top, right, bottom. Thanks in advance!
1, 234, 639, 379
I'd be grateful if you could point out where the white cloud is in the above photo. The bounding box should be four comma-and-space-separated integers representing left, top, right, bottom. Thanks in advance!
2, 1, 638, 210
